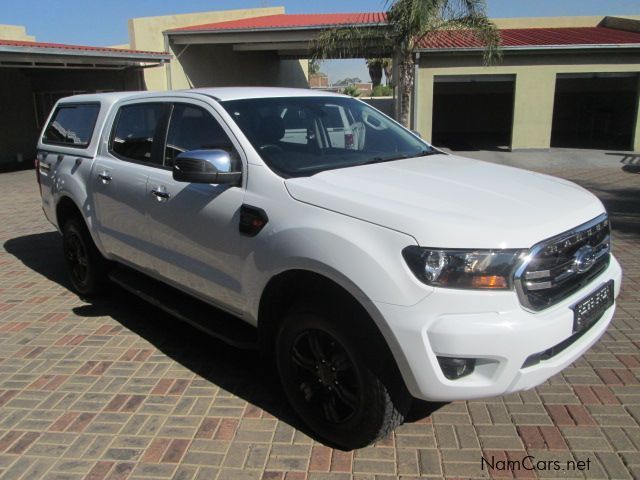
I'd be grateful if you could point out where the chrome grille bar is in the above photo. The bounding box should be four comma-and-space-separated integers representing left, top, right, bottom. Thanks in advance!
514, 214, 611, 311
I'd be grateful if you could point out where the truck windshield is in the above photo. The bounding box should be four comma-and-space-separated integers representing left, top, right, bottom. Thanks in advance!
221, 96, 436, 177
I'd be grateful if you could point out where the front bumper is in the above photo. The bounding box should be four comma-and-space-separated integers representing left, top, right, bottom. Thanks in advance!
376, 255, 622, 401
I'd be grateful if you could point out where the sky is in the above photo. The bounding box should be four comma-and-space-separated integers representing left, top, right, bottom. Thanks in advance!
3, 0, 640, 82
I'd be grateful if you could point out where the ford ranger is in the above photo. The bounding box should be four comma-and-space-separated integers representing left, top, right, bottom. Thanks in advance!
35, 87, 621, 449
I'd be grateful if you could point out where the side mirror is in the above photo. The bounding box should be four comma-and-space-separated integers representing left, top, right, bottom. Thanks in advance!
411, 130, 422, 139
173, 149, 241, 185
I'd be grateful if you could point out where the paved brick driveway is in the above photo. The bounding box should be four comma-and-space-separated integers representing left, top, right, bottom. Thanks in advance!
0, 149, 638, 480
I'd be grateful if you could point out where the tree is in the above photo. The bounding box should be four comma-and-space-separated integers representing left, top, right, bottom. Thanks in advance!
366, 58, 393, 88
366, 59, 384, 87
381, 58, 393, 86
313, 0, 501, 126
308, 58, 322, 75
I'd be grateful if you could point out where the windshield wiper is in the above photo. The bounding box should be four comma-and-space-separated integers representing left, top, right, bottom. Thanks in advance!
361, 149, 436, 166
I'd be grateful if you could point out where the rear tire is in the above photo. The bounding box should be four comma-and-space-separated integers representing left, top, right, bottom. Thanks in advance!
275, 300, 409, 449
62, 216, 108, 297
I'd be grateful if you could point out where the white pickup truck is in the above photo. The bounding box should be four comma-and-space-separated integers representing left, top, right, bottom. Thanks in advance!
36, 87, 621, 449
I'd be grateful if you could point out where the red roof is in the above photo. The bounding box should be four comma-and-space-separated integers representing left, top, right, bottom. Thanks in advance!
171, 12, 387, 32
0, 38, 168, 57
417, 26, 640, 49
169, 12, 640, 51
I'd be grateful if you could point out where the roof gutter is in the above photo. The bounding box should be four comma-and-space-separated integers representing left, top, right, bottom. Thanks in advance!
0, 45, 171, 62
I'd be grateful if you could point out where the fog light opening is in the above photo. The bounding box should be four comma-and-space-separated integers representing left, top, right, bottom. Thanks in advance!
437, 356, 476, 380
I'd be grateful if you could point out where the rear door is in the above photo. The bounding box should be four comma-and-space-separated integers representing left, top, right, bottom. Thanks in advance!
92, 101, 169, 270
145, 99, 247, 312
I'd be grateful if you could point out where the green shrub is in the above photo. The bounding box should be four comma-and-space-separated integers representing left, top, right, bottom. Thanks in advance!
342, 85, 361, 97
371, 85, 393, 97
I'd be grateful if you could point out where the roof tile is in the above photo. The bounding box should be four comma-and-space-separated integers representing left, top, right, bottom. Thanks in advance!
170, 12, 387, 32
417, 26, 640, 49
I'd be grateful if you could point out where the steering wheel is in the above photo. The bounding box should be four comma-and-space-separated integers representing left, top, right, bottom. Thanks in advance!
259, 144, 284, 154
362, 111, 386, 131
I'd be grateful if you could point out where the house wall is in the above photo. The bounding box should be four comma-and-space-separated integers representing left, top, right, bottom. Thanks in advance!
168, 44, 308, 90
417, 51, 640, 151
415, 15, 640, 151
0, 24, 35, 41
127, 7, 285, 91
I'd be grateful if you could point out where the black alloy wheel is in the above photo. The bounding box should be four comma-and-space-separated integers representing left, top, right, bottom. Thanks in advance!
64, 227, 89, 288
62, 216, 108, 296
276, 302, 408, 449
289, 328, 362, 425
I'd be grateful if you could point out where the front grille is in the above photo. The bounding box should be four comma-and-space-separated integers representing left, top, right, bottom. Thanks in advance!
514, 214, 611, 311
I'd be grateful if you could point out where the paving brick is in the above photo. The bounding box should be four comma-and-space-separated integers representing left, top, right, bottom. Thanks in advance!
309, 445, 332, 472
86, 460, 115, 480
330, 450, 352, 473
596, 452, 632, 479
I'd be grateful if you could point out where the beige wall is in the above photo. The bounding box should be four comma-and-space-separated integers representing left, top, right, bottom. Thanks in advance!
107, 43, 131, 50
277, 59, 309, 88
127, 7, 285, 90
417, 52, 640, 151
168, 44, 308, 89
0, 24, 35, 41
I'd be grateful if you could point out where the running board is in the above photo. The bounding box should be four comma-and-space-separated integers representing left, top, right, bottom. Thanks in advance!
108, 267, 258, 350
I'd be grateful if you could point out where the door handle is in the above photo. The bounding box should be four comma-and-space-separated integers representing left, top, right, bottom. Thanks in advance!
39, 162, 51, 172
98, 172, 112, 184
151, 188, 171, 201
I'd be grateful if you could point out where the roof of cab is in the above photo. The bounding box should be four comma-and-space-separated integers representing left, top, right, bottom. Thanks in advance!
57, 87, 347, 105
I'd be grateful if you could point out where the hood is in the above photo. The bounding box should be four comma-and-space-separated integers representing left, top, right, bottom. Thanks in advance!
284, 154, 605, 249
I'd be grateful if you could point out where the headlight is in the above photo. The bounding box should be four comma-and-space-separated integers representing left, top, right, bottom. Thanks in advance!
402, 246, 527, 290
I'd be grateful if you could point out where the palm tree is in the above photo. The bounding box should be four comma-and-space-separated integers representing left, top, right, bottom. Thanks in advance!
381, 58, 392, 86
367, 58, 394, 87
366, 58, 384, 88
313, 0, 501, 126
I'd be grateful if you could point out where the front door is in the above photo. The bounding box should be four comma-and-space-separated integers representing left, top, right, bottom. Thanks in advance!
145, 101, 247, 312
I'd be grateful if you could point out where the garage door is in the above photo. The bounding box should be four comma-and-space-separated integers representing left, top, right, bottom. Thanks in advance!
431, 74, 515, 151
551, 73, 639, 150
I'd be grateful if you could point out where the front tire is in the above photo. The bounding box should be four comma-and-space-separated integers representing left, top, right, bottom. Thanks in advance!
62, 216, 108, 296
276, 301, 408, 449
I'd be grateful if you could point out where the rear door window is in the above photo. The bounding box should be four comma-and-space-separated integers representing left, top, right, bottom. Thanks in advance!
42, 103, 99, 148
110, 103, 167, 166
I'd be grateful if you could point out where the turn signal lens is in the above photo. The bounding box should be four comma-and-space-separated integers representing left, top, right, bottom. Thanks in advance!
471, 275, 508, 289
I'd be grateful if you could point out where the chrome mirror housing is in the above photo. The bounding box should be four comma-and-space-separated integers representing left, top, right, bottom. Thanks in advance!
173, 149, 241, 185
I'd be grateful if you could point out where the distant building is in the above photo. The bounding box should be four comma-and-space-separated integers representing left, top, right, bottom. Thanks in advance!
309, 72, 329, 88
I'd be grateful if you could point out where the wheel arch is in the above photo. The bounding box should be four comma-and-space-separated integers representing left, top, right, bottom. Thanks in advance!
257, 268, 416, 398
56, 195, 84, 230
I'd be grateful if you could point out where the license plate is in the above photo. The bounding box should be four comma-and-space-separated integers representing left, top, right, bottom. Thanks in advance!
572, 280, 614, 333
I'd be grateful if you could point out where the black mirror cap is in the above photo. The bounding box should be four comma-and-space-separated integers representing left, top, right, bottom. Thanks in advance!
173, 150, 241, 185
